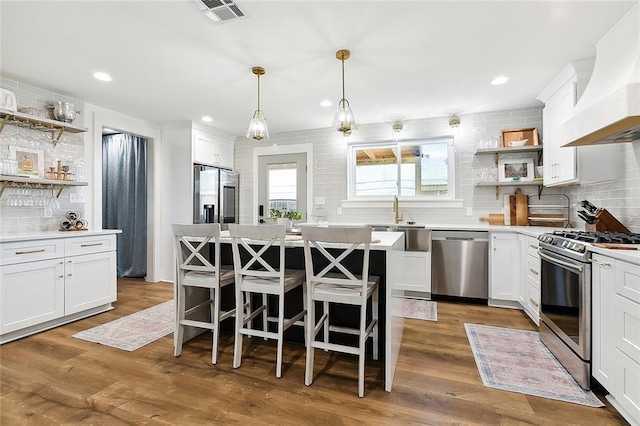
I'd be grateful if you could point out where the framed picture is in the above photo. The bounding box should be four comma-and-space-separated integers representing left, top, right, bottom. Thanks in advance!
498, 158, 534, 182
10, 146, 44, 178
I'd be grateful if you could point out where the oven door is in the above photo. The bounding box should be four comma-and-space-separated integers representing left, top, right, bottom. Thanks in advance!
539, 249, 591, 361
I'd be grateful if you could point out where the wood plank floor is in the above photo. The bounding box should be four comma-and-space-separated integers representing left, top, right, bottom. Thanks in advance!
0, 278, 628, 425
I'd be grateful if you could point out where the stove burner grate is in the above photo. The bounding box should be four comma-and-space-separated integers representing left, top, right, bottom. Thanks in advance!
551, 230, 640, 244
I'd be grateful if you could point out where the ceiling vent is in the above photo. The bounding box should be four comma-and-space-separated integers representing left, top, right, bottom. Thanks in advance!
190, 0, 245, 24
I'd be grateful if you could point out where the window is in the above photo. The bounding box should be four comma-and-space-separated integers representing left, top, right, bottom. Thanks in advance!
349, 137, 453, 199
268, 162, 297, 211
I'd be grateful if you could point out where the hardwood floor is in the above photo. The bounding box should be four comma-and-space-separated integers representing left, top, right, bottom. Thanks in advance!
0, 278, 628, 425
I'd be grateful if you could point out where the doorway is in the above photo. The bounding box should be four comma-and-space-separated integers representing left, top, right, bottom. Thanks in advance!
258, 153, 307, 223
250, 143, 313, 224
102, 130, 148, 277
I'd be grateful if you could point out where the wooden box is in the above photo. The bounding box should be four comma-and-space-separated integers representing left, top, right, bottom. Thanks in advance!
501, 128, 539, 148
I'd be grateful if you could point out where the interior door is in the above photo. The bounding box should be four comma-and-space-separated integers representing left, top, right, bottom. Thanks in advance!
258, 153, 307, 223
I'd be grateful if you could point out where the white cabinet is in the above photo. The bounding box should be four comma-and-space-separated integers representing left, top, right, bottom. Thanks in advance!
0, 259, 65, 334
591, 253, 640, 426
489, 232, 519, 304
64, 251, 116, 315
0, 233, 118, 344
518, 235, 540, 325
394, 251, 431, 296
194, 129, 234, 169
591, 253, 616, 391
538, 60, 620, 187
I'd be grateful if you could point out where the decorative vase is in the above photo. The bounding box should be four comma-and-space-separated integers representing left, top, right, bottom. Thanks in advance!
276, 217, 292, 228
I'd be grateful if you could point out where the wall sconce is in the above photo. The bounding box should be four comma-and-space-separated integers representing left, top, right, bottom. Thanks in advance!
392, 121, 403, 141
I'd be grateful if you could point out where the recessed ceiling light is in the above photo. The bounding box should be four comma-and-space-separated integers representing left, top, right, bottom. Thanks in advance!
201, 116, 213, 122
491, 76, 509, 85
320, 100, 332, 107
93, 71, 112, 82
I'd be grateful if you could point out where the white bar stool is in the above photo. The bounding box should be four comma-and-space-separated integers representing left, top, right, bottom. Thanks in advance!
301, 225, 379, 397
172, 223, 236, 364
229, 224, 306, 378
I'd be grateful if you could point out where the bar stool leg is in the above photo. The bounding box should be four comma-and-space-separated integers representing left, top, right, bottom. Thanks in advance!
305, 297, 315, 386
174, 284, 186, 357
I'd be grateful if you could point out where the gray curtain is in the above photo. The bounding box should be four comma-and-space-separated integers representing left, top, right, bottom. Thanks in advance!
102, 133, 147, 278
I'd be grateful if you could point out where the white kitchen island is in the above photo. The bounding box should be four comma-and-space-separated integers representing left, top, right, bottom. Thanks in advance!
0, 229, 121, 344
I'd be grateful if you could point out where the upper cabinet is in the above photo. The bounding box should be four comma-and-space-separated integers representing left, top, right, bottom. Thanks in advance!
537, 60, 621, 187
193, 130, 234, 169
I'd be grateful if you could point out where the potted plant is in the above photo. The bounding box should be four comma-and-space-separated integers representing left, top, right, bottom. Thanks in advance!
269, 208, 302, 228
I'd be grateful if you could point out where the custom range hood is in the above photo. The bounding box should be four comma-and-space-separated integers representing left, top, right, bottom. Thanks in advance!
562, 3, 639, 147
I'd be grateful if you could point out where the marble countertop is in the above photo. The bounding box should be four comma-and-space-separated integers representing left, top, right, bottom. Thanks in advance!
0, 229, 122, 243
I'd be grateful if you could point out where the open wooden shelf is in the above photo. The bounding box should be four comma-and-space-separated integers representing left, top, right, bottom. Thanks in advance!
0, 108, 88, 141
0, 175, 87, 198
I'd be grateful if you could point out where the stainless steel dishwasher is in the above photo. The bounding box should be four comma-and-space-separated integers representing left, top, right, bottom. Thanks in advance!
431, 230, 489, 300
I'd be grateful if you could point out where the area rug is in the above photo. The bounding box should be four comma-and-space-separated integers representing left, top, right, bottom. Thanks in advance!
464, 324, 603, 407
399, 298, 437, 321
73, 300, 174, 351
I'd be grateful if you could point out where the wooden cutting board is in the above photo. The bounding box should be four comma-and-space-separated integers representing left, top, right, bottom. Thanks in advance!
480, 213, 505, 225
509, 194, 517, 225
514, 188, 528, 226
592, 243, 639, 250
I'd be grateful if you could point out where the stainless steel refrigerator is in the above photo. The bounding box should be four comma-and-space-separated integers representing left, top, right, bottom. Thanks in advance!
193, 164, 239, 229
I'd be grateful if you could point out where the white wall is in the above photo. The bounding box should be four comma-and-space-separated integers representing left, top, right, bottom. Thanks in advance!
0, 77, 85, 235
234, 107, 639, 233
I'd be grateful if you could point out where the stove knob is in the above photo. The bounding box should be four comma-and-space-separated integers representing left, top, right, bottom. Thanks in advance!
562, 241, 569, 248
576, 244, 586, 253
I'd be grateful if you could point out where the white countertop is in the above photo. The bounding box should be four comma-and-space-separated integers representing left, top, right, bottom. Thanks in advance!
588, 243, 640, 265
0, 229, 122, 243
218, 230, 404, 251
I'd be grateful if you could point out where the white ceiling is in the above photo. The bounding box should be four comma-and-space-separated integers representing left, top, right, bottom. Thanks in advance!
0, 1, 636, 137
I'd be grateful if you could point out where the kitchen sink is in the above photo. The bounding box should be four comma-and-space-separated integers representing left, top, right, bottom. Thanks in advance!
367, 224, 430, 252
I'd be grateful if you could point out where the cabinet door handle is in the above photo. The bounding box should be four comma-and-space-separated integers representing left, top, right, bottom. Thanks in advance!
529, 268, 539, 275
589, 259, 611, 268
529, 244, 539, 250
58, 275, 64, 279
80, 242, 103, 247
529, 298, 539, 307
67, 273, 72, 277
15, 248, 45, 255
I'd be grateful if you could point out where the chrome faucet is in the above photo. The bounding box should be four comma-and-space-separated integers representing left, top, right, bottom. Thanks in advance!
393, 196, 403, 224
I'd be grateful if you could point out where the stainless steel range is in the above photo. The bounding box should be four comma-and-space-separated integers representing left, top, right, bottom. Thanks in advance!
537, 230, 640, 390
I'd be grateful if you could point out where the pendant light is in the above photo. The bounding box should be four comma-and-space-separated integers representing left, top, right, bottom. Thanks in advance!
246, 66, 269, 140
332, 49, 357, 135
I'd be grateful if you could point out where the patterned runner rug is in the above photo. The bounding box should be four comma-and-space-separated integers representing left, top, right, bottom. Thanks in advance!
398, 298, 437, 321
464, 323, 603, 407
73, 300, 174, 351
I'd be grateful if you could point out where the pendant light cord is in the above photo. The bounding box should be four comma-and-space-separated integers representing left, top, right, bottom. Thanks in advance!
341, 57, 346, 101
257, 73, 261, 111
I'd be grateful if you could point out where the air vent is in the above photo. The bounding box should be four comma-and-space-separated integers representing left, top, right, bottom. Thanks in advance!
190, 0, 245, 24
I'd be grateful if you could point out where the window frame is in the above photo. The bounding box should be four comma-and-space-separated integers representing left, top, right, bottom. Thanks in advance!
347, 136, 456, 201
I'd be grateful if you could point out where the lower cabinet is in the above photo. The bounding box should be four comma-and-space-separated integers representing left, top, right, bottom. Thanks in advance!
0, 234, 118, 343
518, 235, 540, 325
489, 232, 519, 304
394, 251, 431, 296
64, 251, 117, 315
592, 253, 640, 425
0, 259, 65, 334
